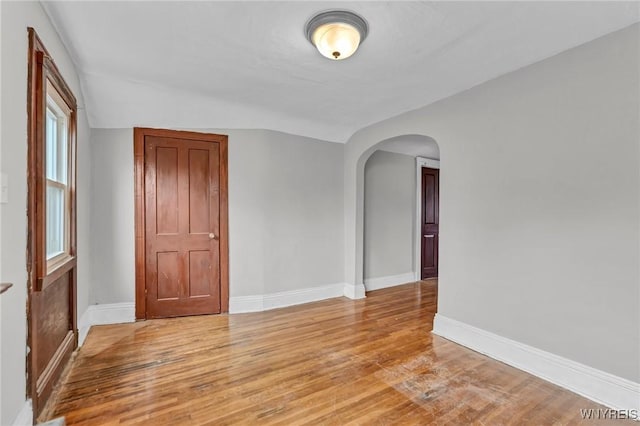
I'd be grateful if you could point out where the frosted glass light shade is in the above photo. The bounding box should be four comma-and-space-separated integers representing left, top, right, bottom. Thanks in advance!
305, 10, 368, 61
312, 22, 361, 60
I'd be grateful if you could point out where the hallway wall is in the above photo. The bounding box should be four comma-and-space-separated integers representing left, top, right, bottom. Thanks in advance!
364, 151, 415, 281
344, 23, 640, 383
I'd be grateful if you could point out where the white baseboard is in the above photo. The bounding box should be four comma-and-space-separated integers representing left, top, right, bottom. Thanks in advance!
78, 308, 91, 347
80, 284, 352, 330
432, 314, 640, 412
229, 294, 264, 313
230, 283, 345, 313
78, 302, 135, 346
11, 399, 32, 426
364, 272, 416, 291
343, 283, 366, 299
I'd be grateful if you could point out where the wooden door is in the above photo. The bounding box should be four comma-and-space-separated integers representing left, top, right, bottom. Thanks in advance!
27, 28, 79, 418
135, 128, 228, 319
421, 167, 439, 279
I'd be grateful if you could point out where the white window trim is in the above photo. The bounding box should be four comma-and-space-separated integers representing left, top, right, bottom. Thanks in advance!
45, 81, 72, 271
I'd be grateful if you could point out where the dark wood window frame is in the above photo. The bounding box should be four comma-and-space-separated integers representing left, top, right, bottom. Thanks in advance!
133, 127, 230, 319
27, 28, 78, 291
27, 27, 78, 416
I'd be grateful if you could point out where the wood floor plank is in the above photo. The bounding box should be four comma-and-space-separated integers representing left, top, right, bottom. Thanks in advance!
44, 281, 624, 425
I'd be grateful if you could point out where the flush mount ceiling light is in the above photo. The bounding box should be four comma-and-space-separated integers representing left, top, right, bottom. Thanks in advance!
305, 10, 368, 60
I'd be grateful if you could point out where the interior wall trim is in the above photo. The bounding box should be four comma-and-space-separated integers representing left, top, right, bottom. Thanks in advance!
364, 272, 416, 291
343, 282, 366, 300
77, 282, 350, 342
11, 399, 32, 426
78, 302, 135, 346
432, 314, 640, 412
230, 283, 346, 313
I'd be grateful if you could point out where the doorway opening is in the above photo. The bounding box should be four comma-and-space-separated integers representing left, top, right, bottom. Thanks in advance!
361, 135, 440, 292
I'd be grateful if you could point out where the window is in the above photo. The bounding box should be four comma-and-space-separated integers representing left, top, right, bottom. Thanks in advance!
45, 81, 72, 267
27, 27, 78, 289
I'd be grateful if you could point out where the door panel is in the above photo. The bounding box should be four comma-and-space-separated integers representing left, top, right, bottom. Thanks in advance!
144, 136, 222, 318
189, 250, 212, 297
421, 167, 439, 279
155, 147, 179, 235
422, 236, 437, 268
32, 274, 72, 376
188, 149, 211, 234
423, 173, 437, 223
156, 251, 180, 300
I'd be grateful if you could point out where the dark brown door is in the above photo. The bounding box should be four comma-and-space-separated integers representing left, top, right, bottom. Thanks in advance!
144, 135, 223, 318
421, 167, 439, 279
27, 28, 79, 417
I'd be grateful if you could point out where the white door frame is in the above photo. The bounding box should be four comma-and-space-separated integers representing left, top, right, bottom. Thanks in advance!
415, 157, 440, 281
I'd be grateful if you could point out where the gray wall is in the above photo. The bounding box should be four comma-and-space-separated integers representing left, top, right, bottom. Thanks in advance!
0, 2, 92, 423
90, 128, 345, 304
90, 130, 135, 304
345, 23, 640, 382
364, 150, 415, 280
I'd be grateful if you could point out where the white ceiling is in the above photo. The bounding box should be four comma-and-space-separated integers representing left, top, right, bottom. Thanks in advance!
43, 1, 640, 143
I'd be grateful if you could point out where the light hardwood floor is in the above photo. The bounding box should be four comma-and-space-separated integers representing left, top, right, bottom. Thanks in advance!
44, 281, 617, 425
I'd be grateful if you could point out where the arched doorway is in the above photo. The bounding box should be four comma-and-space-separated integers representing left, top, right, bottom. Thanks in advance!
363, 136, 440, 291
343, 133, 441, 299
